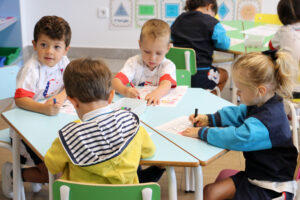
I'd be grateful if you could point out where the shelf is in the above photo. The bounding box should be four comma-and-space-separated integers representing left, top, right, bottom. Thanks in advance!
0, 17, 17, 32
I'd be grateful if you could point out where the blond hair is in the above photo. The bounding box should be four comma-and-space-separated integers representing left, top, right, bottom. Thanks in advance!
140, 19, 170, 43
232, 51, 298, 99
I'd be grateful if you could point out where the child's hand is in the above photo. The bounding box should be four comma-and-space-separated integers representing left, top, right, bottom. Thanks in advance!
125, 87, 140, 99
145, 90, 161, 106
189, 114, 209, 127
181, 127, 200, 138
43, 99, 61, 116
51, 92, 66, 104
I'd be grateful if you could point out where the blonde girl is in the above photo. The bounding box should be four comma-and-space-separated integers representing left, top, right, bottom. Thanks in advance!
182, 51, 298, 200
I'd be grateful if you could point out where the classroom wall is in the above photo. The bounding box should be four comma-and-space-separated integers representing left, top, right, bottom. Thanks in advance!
20, 0, 280, 50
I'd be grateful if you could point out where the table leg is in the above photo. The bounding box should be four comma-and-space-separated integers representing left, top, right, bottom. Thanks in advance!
49, 171, 55, 200
193, 166, 203, 200
12, 130, 23, 200
166, 166, 177, 200
184, 167, 190, 192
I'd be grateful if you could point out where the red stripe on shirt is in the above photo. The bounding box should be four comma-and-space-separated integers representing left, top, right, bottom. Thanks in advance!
14, 88, 35, 99
115, 72, 129, 85
268, 41, 276, 50
160, 74, 177, 88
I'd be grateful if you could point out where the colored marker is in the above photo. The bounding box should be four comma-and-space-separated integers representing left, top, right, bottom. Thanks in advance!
129, 82, 141, 99
193, 108, 198, 127
53, 98, 57, 104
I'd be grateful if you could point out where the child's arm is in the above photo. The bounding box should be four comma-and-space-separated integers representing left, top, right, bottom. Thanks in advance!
15, 97, 61, 116
145, 80, 172, 105
212, 23, 231, 50
182, 117, 272, 151
112, 78, 140, 98
44, 138, 69, 176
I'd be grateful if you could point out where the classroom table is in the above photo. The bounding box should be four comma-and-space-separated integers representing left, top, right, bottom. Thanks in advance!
1, 107, 199, 200
140, 88, 233, 165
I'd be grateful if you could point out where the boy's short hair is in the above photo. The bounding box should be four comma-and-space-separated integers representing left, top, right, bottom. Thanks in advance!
184, 0, 218, 14
34, 16, 72, 47
277, 0, 300, 25
63, 58, 112, 103
140, 19, 170, 43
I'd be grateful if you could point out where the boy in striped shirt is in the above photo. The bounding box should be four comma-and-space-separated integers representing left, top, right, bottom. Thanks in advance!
45, 58, 156, 184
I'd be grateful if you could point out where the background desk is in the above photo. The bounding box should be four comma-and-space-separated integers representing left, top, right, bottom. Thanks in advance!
222, 20, 276, 55
2, 108, 199, 200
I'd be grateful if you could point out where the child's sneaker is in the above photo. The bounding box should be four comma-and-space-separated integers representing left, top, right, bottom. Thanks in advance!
31, 183, 42, 193
1, 162, 13, 199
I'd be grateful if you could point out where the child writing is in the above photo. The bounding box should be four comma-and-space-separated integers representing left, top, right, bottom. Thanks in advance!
112, 19, 177, 105
171, 0, 229, 92
269, 0, 300, 97
182, 51, 298, 199
2, 16, 71, 198
45, 58, 156, 184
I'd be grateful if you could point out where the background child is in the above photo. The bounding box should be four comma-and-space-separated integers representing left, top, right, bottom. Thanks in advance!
112, 19, 176, 105
45, 58, 156, 184
171, 0, 229, 92
2, 16, 71, 198
269, 0, 300, 97
182, 51, 298, 199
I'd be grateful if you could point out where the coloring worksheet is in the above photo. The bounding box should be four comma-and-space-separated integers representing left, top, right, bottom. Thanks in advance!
137, 85, 188, 107
156, 116, 198, 140
60, 100, 77, 115
230, 38, 244, 47
222, 23, 237, 31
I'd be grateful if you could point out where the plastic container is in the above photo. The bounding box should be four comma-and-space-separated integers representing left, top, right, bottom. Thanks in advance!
110, 98, 146, 116
244, 34, 265, 48
0, 56, 6, 67
0, 47, 21, 65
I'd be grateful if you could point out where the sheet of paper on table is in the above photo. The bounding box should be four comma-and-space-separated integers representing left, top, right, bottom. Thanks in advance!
222, 24, 237, 31
156, 116, 199, 140
241, 24, 280, 37
137, 86, 188, 107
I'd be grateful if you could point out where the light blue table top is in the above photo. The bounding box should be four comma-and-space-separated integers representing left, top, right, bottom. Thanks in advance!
2, 107, 199, 167
139, 88, 234, 165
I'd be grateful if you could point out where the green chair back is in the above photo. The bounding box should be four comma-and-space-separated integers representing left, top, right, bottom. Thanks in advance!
176, 69, 191, 87
53, 179, 161, 200
166, 47, 197, 75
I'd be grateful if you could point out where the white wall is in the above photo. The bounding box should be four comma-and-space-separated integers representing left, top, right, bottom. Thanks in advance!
20, 0, 280, 50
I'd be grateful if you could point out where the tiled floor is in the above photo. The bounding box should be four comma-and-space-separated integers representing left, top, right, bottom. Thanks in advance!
0, 56, 246, 200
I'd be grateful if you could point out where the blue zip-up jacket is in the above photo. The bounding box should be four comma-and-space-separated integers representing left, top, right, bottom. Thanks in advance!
198, 95, 297, 182
171, 11, 230, 69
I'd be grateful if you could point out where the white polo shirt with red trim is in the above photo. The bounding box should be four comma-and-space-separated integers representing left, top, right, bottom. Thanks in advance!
15, 53, 69, 100
115, 55, 177, 87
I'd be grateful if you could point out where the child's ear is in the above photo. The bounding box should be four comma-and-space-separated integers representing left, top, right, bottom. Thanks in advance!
64, 46, 71, 55
32, 40, 37, 50
258, 85, 267, 97
108, 90, 115, 104
67, 96, 79, 108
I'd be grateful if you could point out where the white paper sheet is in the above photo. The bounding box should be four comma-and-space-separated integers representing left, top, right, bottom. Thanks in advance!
60, 100, 77, 115
241, 24, 280, 37
156, 116, 198, 140
230, 38, 244, 47
222, 24, 237, 31
137, 86, 188, 107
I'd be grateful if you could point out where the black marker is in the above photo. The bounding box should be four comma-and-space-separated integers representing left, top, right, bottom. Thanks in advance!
193, 108, 198, 127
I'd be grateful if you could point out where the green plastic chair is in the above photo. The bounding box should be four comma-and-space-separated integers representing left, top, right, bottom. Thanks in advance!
176, 69, 191, 87
166, 47, 197, 76
53, 179, 161, 200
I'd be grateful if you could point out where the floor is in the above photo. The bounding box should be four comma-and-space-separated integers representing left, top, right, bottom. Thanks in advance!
0, 55, 246, 200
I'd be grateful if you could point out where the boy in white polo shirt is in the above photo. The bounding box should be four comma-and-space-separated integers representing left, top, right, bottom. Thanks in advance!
112, 19, 176, 105
2, 15, 71, 198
